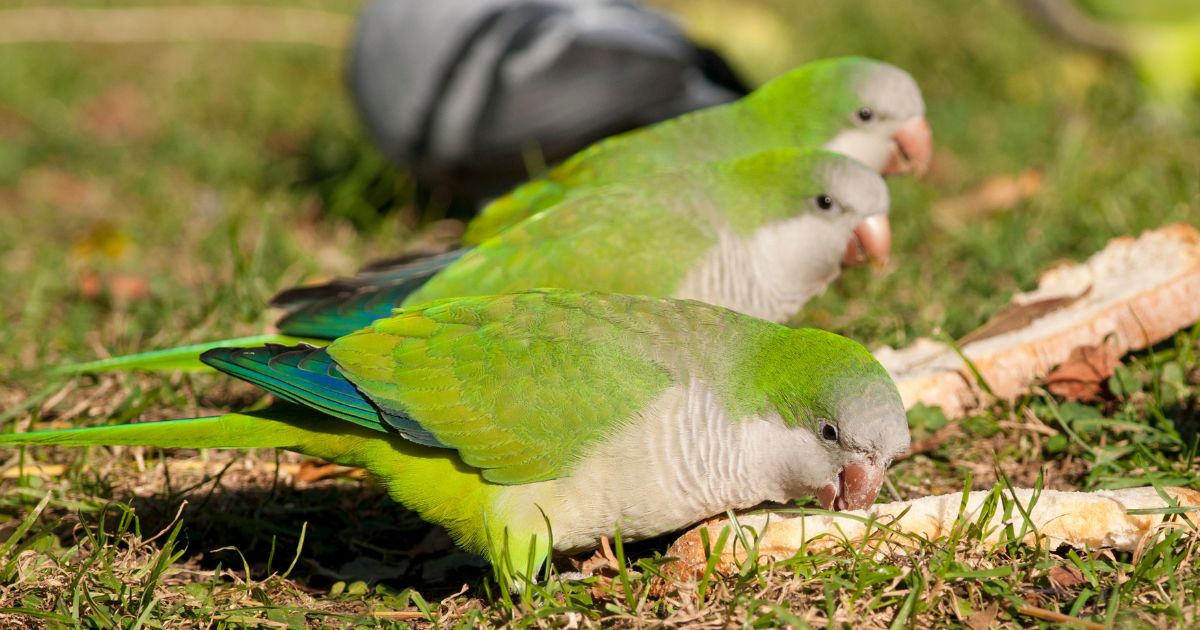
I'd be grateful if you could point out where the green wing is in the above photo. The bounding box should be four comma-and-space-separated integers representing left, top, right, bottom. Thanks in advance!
458, 179, 569, 247
328, 290, 734, 485
404, 179, 720, 307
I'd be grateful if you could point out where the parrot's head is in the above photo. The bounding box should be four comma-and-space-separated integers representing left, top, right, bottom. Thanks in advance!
810, 149, 894, 269
752, 57, 932, 177
714, 147, 893, 270
755, 327, 910, 511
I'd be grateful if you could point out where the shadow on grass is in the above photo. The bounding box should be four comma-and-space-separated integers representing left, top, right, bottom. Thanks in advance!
106, 484, 487, 597
67, 479, 685, 598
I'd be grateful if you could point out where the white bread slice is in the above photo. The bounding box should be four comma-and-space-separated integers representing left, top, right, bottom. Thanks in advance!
667, 486, 1200, 577
875, 223, 1200, 417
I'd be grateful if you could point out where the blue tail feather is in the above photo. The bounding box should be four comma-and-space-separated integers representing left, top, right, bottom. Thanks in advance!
275, 276, 430, 339
269, 248, 469, 339
200, 344, 445, 448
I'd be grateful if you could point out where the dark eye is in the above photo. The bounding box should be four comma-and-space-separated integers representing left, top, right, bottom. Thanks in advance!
856, 107, 874, 122
813, 195, 835, 212
820, 421, 838, 442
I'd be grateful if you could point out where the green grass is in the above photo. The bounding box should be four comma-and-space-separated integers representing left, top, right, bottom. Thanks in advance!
1, 0, 1199, 626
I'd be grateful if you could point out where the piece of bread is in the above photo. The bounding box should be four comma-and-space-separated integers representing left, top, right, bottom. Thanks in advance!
667, 486, 1200, 578
874, 224, 1200, 417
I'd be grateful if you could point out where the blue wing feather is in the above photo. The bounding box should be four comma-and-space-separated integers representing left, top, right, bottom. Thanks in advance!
200, 344, 447, 448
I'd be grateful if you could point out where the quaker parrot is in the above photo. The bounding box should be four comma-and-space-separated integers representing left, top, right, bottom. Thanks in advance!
8, 290, 912, 586
459, 55, 930, 246
254, 55, 928, 336
57, 147, 890, 373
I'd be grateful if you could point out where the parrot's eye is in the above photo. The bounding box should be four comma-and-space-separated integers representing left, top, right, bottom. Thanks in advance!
856, 107, 874, 122
820, 421, 839, 442
813, 195, 837, 213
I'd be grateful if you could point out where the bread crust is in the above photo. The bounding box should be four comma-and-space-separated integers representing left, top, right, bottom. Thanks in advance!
875, 224, 1200, 417
667, 486, 1200, 577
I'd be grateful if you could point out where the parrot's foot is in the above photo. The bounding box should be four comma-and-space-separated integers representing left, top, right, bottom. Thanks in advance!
558, 535, 623, 581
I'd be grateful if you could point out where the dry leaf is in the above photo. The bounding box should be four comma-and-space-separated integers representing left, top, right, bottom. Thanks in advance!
1047, 564, 1087, 590
934, 169, 1044, 229
966, 602, 1000, 630
1044, 344, 1121, 402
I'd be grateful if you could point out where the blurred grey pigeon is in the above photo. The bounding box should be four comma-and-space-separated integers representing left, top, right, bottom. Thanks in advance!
349, 0, 749, 204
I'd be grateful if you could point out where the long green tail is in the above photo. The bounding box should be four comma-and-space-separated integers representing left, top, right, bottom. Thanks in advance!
0, 406, 498, 556
0, 407, 549, 585
48, 334, 323, 375
0, 407, 334, 447
0, 406, 411, 470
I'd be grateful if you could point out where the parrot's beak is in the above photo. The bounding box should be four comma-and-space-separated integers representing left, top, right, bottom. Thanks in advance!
883, 115, 932, 177
815, 460, 887, 511
842, 214, 891, 270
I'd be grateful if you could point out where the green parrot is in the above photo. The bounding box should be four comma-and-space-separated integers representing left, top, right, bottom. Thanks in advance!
58, 148, 891, 373
8, 290, 911, 585
283, 55, 928, 305
459, 55, 929, 246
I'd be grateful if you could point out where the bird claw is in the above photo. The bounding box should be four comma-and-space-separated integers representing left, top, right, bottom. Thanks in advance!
565, 535, 623, 580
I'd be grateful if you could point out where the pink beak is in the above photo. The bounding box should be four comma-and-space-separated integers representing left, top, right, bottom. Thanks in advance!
815, 460, 887, 511
883, 116, 933, 177
841, 214, 892, 269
